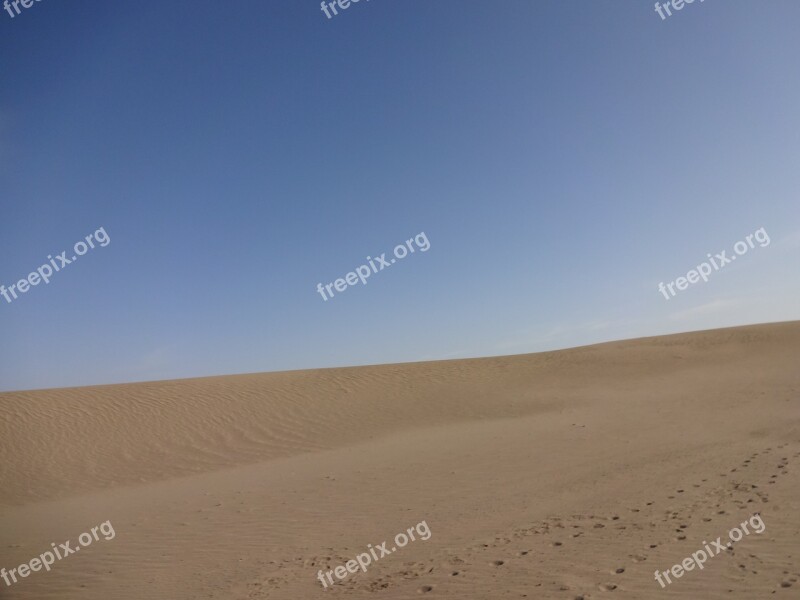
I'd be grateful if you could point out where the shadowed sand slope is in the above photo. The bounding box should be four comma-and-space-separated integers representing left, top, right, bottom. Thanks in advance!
1, 322, 799, 599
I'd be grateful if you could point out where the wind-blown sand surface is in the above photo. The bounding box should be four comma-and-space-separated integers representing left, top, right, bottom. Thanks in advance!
1, 322, 799, 599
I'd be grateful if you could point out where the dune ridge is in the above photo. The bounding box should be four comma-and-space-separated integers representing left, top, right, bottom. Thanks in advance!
1, 321, 794, 507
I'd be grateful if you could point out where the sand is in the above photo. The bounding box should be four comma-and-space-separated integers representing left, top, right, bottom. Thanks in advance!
1, 321, 798, 599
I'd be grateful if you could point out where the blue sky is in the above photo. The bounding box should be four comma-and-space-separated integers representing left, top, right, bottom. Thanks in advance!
1, 0, 798, 391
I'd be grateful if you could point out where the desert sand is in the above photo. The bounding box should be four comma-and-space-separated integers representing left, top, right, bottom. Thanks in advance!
1, 322, 798, 599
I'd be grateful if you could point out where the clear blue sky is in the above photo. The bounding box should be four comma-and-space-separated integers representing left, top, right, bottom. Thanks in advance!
1, 0, 798, 391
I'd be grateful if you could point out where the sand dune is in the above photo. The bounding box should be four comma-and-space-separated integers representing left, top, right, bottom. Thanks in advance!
1, 322, 799, 599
